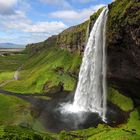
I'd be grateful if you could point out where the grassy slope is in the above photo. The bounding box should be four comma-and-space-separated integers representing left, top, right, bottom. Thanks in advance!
1, 47, 81, 94
0, 54, 28, 84
0, 94, 45, 132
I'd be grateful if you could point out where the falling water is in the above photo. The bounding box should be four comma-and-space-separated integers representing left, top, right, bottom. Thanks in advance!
61, 7, 108, 121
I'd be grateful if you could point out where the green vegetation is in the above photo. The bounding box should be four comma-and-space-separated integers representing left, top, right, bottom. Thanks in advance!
25, 35, 57, 55
108, 88, 134, 111
0, 108, 140, 140
125, 108, 140, 135
1, 47, 81, 94
0, 54, 28, 84
0, 53, 28, 72
0, 94, 45, 132
0, 94, 30, 125
107, 0, 140, 45
57, 21, 89, 51
0, 125, 54, 140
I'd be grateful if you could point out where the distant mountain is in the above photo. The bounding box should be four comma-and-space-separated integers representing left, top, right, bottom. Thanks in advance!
0, 43, 25, 48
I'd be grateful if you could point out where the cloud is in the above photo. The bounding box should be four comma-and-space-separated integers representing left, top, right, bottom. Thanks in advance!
0, 0, 67, 44
1, 12, 67, 34
40, 0, 71, 9
49, 4, 105, 23
0, 9, 67, 44
0, 0, 18, 15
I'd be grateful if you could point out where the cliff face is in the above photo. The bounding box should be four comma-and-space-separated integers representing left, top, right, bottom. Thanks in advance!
25, 35, 57, 54
56, 21, 88, 53
106, 0, 140, 99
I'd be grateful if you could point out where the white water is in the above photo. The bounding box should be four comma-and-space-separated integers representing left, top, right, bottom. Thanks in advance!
61, 7, 108, 121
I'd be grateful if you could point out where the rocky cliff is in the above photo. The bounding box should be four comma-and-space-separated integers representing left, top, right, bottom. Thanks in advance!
106, 0, 140, 99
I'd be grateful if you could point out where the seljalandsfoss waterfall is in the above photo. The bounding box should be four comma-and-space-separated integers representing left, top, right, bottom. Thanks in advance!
61, 7, 109, 122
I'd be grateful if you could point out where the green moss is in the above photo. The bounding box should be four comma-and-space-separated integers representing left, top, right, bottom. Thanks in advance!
108, 88, 134, 111
57, 20, 89, 50
25, 35, 57, 54
124, 108, 140, 135
107, 0, 140, 45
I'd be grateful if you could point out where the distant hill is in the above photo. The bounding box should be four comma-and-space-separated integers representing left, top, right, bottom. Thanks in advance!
0, 43, 25, 48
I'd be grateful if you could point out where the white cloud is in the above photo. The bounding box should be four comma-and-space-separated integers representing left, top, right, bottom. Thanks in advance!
0, 9, 67, 44
1, 13, 67, 34
0, 0, 67, 44
49, 4, 105, 23
24, 21, 67, 33
0, 0, 18, 15
40, 0, 71, 9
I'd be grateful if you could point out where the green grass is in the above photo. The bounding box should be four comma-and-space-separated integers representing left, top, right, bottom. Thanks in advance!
0, 125, 54, 140
1, 47, 81, 94
0, 53, 28, 84
0, 53, 28, 72
108, 88, 134, 111
0, 94, 30, 125
0, 94, 45, 132
124, 108, 140, 135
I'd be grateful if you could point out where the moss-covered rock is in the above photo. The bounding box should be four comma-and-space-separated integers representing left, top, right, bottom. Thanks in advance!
25, 35, 57, 54
57, 21, 89, 53
107, 0, 140, 99
108, 88, 134, 111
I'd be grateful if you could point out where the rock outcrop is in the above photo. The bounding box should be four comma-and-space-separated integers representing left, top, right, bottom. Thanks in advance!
26, 35, 57, 54
106, 0, 140, 99
56, 21, 89, 53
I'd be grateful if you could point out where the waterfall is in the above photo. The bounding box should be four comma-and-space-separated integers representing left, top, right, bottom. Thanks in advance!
61, 7, 108, 121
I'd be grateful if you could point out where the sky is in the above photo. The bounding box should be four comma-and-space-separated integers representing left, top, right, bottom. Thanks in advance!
0, 0, 112, 45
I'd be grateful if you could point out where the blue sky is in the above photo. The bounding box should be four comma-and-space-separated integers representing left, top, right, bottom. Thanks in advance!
0, 0, 112, 45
